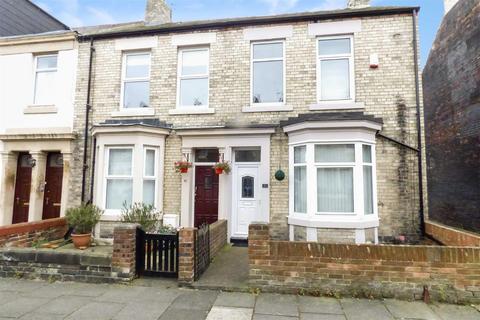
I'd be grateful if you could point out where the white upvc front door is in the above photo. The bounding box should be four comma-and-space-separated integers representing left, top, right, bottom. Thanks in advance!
232, 164, 261, 239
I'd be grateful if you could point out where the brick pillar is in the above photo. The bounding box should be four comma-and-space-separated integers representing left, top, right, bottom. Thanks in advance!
112, 224, 138, 279
178, 227, 196, 285
249, 223, 270, 285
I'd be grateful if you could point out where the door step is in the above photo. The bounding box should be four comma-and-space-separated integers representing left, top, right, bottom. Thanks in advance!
230, 238, 248, 247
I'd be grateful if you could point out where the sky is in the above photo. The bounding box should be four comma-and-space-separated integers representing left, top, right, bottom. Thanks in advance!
32, 0, 445, 67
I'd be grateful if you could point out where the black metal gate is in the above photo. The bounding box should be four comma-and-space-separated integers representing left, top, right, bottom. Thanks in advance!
136, 228, 179, 278
194, 223, 210, 280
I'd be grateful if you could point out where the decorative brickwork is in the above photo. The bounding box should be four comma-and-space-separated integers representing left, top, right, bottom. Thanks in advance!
209, 220, 227, 258
426, 221, 480, 247
111, 223, 138, 278
178, 227, 195, 284
0, 218, 67, 248
249, 223, 480, 304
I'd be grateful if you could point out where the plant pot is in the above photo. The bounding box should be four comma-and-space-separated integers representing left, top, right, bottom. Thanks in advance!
71, 233, 92, 249
180, 167, 189, 173
215, 168, 223, 175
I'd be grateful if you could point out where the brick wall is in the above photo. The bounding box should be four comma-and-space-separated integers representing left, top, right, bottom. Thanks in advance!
249, 223, 480, 304
209, 220, 227, 258
0, 218, 67, 248
111, 223, 138, 278
426, 221, 480, 247
178, 227, 195, 284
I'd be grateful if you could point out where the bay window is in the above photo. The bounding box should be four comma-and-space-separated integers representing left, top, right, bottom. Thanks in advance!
121, 52, 151, 108
34, 54, 58, 105
317, 35, 354, 102
251, 41, 285, 105
105, 148, 133, 210
178, 47, 209, 108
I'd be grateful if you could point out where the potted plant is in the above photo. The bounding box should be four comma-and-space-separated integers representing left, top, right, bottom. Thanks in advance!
213, 161, 231, 175
175, 161, 192, 173
65, 203, 102, 249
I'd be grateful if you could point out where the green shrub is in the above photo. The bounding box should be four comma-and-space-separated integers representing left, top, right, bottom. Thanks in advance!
120, 202, 161, 233
65, 203, 103, 234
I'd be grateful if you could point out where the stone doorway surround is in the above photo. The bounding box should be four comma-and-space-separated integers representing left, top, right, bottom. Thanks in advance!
176, 126, 274, 240
0, 131, 75, 226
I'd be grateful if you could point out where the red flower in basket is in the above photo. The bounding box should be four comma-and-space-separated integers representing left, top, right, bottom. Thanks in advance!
175, 161, 192, 173
213, 161, 231, 175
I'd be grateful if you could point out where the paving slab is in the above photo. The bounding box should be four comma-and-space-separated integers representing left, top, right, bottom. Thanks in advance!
214, 292, 256, 308
384, 299, 440, 320
0, 296, 51, 318
35, 295, 93, 315
62, 282, 111, 297
133, 286, 182, 303
255, 293, 299, 317
206, 306, 253, 320
0, 279, 45, 292
301, 314, 346, 320
96, 285, 148, 303
113, 301, 171, 320
0, 291, 22, 306
169, 290, 219, 311
341, 298, 393, 320
65, 301, 124, 320
298, 296, 343, 314
19, 282, 78, 299
253, 315, 299, 320
19, 312, 65, 320
159, 308, 210, 320
429, 304, 480, 320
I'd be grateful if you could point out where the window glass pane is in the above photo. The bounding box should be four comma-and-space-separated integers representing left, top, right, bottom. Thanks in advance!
181, 50, 208, 75
145, 149, 155, 176
318, 38, 351, 55
253, 42, 283, 59
124, 81, 150, 108
320, 59, 350, 100
126, 54, 150, 78
294, 146, 306, 164
106, 179, 132, 210
363, 166, 373, 214
180, 78, 208, 106
108, 149, 132, 175
315, 145, 355, 162
235, 150, 261, 162
195, 149, 219, 162
294, 166, 307, 213
363, 145, 372, 163
37, 55, 57, 69
242, 176, 255, 198
253, 60, 283, 103
317, 168, 354, 212
143, 180, 155, 206
34, 71, 55, 105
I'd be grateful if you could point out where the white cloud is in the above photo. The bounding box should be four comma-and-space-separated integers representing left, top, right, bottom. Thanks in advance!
310, 0, 347, 11
260, 0, 300, 13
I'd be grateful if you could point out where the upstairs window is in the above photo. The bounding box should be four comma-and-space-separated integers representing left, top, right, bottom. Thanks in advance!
317, 36, 354, 101
122, 52, 151, 108
251, 41, 285, 105
178, 48, 209, 108
34, 54, 58, 105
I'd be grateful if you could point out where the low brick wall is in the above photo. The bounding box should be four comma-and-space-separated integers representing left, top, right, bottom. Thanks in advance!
209, 220, 227, 258
249, 223, 480, 304
426, 221, 480, 247
0, 218, 68, 248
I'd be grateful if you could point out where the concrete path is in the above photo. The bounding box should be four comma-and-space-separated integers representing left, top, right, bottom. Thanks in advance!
0, 278, 479, 320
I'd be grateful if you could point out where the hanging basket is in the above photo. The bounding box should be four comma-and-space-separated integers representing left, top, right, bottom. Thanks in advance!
275, 169, 286, 181
215, 168, 224, 175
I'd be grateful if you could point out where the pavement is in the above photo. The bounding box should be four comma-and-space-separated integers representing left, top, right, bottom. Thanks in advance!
0, 278, 479, 320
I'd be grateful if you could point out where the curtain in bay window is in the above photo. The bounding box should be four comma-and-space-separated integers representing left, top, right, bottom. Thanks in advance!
363, 166, 373, 214
317, 167, 354, 212
294, 166, 307, 213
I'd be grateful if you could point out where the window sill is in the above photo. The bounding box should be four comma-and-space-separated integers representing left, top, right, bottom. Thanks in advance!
111, 108, 155, 117
288, 214, 379, 229
23, 105, 57, 114
242, 105, 293, 113
309, 101, 365, 111
169, 107, 215, 115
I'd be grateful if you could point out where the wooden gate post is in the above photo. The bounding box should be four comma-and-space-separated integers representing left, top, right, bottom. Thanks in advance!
178, 227, 196, 285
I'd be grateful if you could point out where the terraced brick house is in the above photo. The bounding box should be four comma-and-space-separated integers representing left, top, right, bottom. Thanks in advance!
70, 0, 426, 244
0, 0, 76, 226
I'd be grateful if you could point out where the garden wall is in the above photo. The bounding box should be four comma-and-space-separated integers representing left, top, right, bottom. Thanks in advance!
0, 218, 67, 248
249, 223, 480, 304
426, 220, 480, 247
209, 220, 227, 258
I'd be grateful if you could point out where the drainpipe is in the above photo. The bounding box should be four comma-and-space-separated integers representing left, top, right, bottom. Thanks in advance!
89, 137, 97, 203
412, 9, 425, 234
81, 38, 95, 203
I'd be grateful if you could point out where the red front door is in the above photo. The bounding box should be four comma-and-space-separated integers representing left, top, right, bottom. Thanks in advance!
12, 153, 32, 224
194, 166, 219, 227
42, 153, 64, 220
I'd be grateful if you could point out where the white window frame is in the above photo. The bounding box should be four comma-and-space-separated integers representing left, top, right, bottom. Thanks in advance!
176, 47, 210, 109
33, 53, 58, 105
292, 145, 307, 215
120, 51, 151, 110
316, 35, 355, 103
250, 40, 286, 107
104, 146, 135, 212
143, 147, 158, 207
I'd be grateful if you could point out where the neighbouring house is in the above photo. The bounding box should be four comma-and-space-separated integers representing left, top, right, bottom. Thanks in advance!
0, 0, 69, 37
0, 16, 77, 225
68, 0, 426, 244
423, 0, 480, 233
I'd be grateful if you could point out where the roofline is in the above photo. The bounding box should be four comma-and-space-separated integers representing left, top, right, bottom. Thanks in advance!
26, 0, 70, 31
0, 31, 77, 46
78, 6, 420, 41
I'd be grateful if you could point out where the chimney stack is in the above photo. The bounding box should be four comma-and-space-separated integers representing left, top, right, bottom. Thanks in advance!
145, 0, 172, 25
347, 0, 371, 9
444, 0, 459, 14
